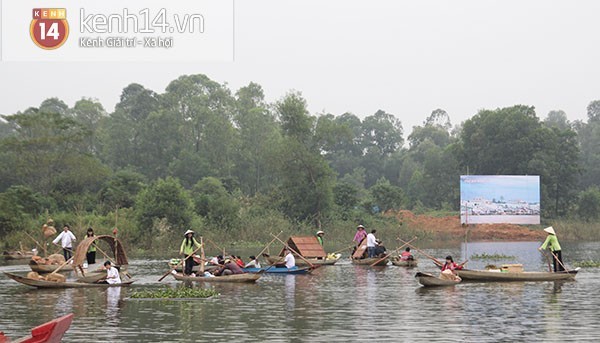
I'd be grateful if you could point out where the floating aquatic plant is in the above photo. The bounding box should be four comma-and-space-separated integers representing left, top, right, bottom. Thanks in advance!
470, 253, 516, 260
130, 287, 219, 299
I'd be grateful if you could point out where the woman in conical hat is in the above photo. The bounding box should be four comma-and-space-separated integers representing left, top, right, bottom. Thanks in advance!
538, 226, 564, 272
179, 230, 201, 276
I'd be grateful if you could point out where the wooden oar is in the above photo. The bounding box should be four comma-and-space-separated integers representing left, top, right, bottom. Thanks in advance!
330, 244, 356, 256
548, 250, 570, 272
397, 237, 443, 265
270, 233, 316, 268
200, 237, 205, 274
370, 237, 417, 267
158, 244, 204, 281
92, 244, 133, 279
539, 249, 553, 272
256, 231, 283, 258
49, 256, 73, 275
206, 238, 227, 257
24, 231, 46, 255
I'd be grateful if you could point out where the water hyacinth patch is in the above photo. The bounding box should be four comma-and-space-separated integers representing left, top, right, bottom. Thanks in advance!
572, 260, 600, 268
130, 286, 219, 299
470, 253, 516, 261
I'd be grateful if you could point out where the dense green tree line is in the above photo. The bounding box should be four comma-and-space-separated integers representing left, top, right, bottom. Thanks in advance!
1, 74, 599, 246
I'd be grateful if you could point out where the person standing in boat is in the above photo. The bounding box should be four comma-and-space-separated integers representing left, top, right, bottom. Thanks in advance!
538, 226, 564, 272
100, 261, 121, 284
366, 230, 379, 258
52, 224, 76, 260
86, 227, 97, 265
316, 230, 325, 246
179, 230, 201, 276
353, 225, 367, 245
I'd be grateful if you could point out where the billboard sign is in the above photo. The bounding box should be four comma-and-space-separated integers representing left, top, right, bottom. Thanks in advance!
460, 175, 540, 225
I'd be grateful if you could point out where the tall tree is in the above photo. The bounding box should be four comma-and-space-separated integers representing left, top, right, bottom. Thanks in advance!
233, 83, 280, 195
274, 92, 334, 225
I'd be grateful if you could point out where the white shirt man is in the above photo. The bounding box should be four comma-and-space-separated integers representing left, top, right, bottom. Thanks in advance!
284, 250, 296, 269
104, 262, 122, 284
52, 225, 76, 260
366, 230, 378, 258
53, 226, 76, 248
366, 232, 377, 248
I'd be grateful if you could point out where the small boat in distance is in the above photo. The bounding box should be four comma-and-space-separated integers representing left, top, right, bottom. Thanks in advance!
351, 257, 389, 266
264, 236, 341, 266
3, 249, 37, 260
391, 256, 418, 267
0, 313, 74, 343
454, 268, 580, 282
415, 272, 461, 287
172, 271, 263, 283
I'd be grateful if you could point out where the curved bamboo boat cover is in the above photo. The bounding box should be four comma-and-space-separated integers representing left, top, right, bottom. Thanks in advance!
73, 235, 128, 267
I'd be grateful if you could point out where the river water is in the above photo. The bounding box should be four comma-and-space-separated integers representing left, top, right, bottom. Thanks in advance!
1, 241, 599, 342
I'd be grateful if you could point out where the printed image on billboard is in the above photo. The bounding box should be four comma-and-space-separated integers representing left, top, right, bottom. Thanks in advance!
460, 175, 540, 225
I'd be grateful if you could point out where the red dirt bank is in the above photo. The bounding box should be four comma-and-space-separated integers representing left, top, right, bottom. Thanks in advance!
392, 210, 546, 241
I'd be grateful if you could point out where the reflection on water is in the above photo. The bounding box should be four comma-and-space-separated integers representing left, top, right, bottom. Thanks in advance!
1, 242, 600, 342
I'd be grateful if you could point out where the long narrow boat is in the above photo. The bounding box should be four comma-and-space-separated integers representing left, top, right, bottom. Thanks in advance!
167, 263, 220, 273
391, 256, 418, 267
265, 255, 340, 266
455, 268, 580, 282
243, 266, 315, 274
4, 272, 134, 288
0, 313, 74, 343
76, 270, 129, 283
172, 272, 262, 283
351, 257, 389, 266
29, 261, 74, 273
415, 272, 461, 287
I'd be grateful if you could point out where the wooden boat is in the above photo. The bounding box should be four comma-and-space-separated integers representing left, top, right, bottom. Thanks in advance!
4, 272, 134, 288
3, 250, 36, 260
29, 260, 74, 273
167, 262, 220, 273
76, 270, 129, 283
415, 272, 461, 287
455, 268, 580, 282
172, 271, 262, 283
0, 313, 73, 343
391, 256, 418, 267
243, 266, 315, 274
265, 255, 340, 266
351, 257, 389, 266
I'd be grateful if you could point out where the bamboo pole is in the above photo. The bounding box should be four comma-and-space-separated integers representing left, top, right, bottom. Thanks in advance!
158, 244, 204, 281
49, 257, 73, 275
256, 231, 283, 258
540, 249, 553, 272
548, 250, 569, 272
330, 244, 356, 255
270, 233, 315, 268
370, 237, 417, 267
397, 237, 443, 265
205, 238, 227, 257
200, 237, 205, 274
24, 232, 45, 255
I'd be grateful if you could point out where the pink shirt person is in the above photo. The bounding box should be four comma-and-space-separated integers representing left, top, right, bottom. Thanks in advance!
353, 225, 367, 244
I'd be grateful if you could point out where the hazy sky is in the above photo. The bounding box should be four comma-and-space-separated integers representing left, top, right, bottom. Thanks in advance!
1, 0, 599, 134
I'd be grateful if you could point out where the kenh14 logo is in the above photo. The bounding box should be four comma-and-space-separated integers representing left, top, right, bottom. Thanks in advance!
30, 8, 69, 49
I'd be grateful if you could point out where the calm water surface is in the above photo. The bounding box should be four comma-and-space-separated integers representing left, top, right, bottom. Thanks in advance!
1, 241, 599, 342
